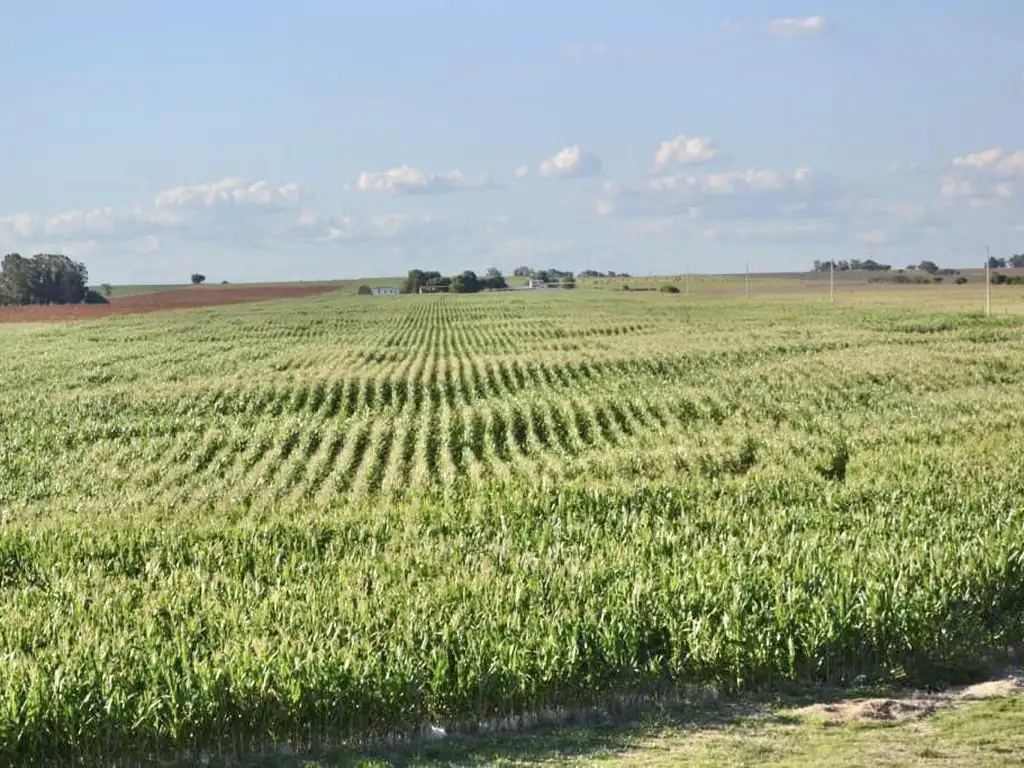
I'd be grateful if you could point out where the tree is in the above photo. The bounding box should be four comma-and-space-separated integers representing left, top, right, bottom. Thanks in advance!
560, 275, 576, 290
918, 260, 939, 274
512, 266, 533, 277
988, 256, 1007, 269
100, 283, 113, 298
481, 267, 507, 290
191, 273, 207, 285
450, 271, 482, 294
0, 253, 32, 305
0, 253, 90, 306
482, 273, 507, 290
1010, 254, 1024, 268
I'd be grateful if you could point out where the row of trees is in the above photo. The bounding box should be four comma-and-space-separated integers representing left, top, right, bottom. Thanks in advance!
988, 254, 1024, 269
812, 259, 892, 272
576, 269, 631, 278
0, 253, 105, 306
815, 255, 1024, 275
511, 266, 632, 280
401, 268, 509, 294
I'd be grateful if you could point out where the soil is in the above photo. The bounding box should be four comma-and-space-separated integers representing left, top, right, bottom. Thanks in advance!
795, 673, 1024, 725
0, 284, 342, 324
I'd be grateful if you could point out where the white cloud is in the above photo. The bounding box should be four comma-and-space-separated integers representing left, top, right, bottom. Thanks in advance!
596, 166, 837, 219
721, 19, 743, 33
995, 151, 1024, 175
767, 16, 826, 38
942, 147, 1024, 208
154, 178, 302, 209
514, 165, 530, 180
953, 148, 1004, 169
537, 146, 603, 179
1, 206, 183, 241
0, 176, 466, 253
353, 165, 499, 195
652, 135, 722, 171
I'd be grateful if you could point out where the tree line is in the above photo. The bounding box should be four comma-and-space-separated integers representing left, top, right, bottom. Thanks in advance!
512, 266, 631, 280
987, 254, 1024, 269
814, 254, 1024, 275
812, 258, 891, 272
402, 268, 509, 294
0, 253, 106, 306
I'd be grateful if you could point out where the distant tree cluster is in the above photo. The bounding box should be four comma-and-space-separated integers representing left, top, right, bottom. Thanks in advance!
869, 273, 946, 285
990, 272, 1024, 285
513, 266, 630, 281
910, 261, 961, 277
0, 253, 105, 306
988, 254, 1024, 269
401, 268, 508, 294
576, 269, 631, 278
812, 259, 891, 272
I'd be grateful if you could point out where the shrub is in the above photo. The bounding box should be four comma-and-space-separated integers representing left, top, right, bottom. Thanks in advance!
955, 277, 968, 285
357, 285, 373, 295
83, 289, 109, 304
659, 285, 680, 294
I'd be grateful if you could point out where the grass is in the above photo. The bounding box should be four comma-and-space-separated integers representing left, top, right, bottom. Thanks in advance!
1, 279, 1024, 761
295, 691, 1024, 766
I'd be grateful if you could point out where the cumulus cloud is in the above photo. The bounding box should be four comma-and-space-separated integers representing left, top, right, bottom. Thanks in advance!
652, 135, 722, 171
597, 166, 833, 218
767, 16, 826, 38
942, 147, 1024, 207
353, 165, 499, 195
153, 178, 302, 210
1, 206, 183, 242
534, 146, 603, 179
953, 148, 1005, 169
0, 176, 463, 252
287, 210, 455, 244
950, 147, 1024, 175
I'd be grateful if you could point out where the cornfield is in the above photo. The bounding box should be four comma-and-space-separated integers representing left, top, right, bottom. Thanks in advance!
1, 289, 1024, 761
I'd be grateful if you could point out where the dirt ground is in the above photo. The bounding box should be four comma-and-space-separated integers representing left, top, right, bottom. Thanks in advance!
793, 674, 1024, 726
0, 284, 342, 323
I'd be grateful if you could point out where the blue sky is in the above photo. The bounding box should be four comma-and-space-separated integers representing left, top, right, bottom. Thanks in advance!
2, 0, 1023, 283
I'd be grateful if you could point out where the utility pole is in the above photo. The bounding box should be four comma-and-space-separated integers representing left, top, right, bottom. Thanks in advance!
986, 246, 991, 317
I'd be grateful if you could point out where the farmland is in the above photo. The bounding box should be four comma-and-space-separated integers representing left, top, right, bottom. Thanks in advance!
0, 282, 343, 323
2, 283, 1024, 762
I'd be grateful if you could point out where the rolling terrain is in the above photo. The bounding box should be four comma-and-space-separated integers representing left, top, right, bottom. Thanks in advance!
1, 282, 1023, 762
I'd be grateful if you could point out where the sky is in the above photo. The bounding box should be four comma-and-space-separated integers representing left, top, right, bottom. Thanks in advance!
1, 0, 1023, 284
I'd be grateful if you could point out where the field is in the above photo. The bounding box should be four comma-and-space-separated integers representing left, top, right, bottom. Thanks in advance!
0, 283, 342, 323
2, 280, 1024, 762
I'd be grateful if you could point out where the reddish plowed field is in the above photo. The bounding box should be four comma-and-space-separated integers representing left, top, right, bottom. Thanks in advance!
0, 284, 342, 324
